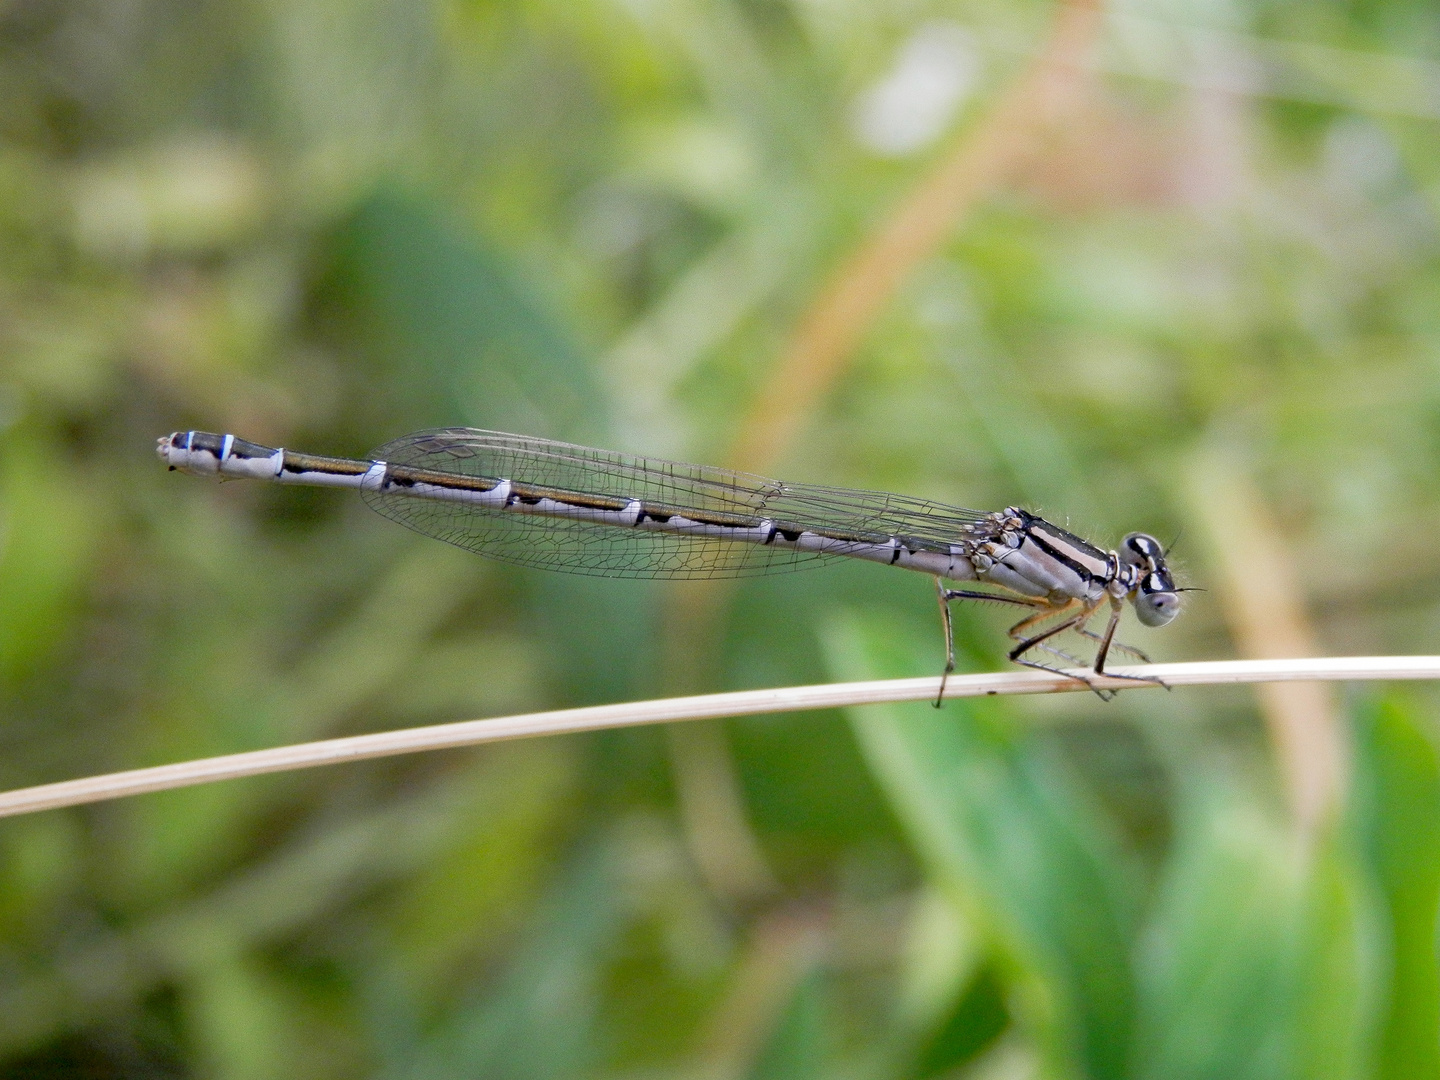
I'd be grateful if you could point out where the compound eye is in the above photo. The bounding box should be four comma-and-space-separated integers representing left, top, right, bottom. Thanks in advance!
1120, 532, 1162, 566
1134, 590, 1180, 627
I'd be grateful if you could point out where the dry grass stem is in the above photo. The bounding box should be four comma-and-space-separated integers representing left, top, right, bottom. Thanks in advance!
0, 656, 1433, 820
728, 0, 1104, 475
1189, 449, 1346, 834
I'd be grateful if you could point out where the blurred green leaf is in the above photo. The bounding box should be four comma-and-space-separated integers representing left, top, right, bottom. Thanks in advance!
1134, 747, 1378, 1080
1353, 696, 1440, 1079
315, 188, 601, 440
1292, 830, 1377, 1080
0, 429, 96, 686
388, 831, 629, 1080
184, 947, 294, 1080
0, 812, 84, 944
909, 963, 1009, 1080
747, 965, 830, 1080
1135, 781, 1311, 1079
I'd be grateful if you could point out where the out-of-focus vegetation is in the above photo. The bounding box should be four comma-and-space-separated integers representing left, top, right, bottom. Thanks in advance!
2, 0, 1440, 1076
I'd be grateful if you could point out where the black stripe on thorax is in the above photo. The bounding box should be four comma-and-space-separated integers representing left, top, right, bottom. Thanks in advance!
1023, 520, 1112, 582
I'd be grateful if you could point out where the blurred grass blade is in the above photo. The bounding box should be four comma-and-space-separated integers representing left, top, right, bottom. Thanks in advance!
1353, 696, 1440, 1079
1187, 444, 1345, 835
1293, 830, 1376, 1080
1133, 782, 1298, 1079
0, 742, 578, 1060
726, 0, 1104, 475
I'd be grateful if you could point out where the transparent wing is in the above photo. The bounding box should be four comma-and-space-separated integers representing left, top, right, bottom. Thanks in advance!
361, 428, 990, 580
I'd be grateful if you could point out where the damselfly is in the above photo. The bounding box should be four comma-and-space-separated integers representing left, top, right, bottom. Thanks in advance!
158, 428, 1182, 700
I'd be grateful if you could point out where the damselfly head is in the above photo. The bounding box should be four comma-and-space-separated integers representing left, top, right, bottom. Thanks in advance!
1120, 532, 1181, 628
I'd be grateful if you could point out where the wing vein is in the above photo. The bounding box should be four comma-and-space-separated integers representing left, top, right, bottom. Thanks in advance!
361, 428, 989, 579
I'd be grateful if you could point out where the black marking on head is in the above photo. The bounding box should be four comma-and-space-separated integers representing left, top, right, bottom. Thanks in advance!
890, 544, 902, 565
1125, 534, 1164, 561
764, 524, 779, 544
1142, 570, 1176, 595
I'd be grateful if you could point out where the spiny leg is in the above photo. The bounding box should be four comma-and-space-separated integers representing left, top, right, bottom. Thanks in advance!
1007, 600, 1166, 697
1038, 640, 1088, 666
1091, 601, 1121, 673
934, 577, 954, 707
1036, 602, 1092, 666
1091, 599, 1168, 690
940, 587, 1049, 611
1004, 597, 1079, 638
1075, 624, 1151, 663
933, 582, 1047, 707
1007, 599, 1115, 699
1011, 623, 1111, 698
1003, 597, 1085, 652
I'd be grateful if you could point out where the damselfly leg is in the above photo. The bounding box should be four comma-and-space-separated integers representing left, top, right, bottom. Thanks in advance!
935, 580, 1047, 706
1002, 598, 1116, 698
1088, 600, 1169, 692
935, 589, 1168, 703
1076, 625, 1152, 662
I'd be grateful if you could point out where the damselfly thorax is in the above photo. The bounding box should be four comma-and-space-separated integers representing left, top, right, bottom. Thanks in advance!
158, 428, 1182, 700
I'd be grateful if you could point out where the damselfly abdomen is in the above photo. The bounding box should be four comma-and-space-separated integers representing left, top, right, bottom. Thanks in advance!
158, 428, 1182, 700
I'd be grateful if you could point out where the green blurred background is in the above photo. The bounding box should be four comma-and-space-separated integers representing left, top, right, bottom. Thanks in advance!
3, 0, 1440, 1076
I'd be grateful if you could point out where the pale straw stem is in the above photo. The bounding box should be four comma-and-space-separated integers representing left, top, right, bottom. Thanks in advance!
0, 656, 1434, 820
